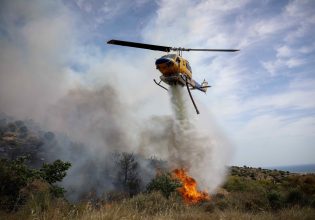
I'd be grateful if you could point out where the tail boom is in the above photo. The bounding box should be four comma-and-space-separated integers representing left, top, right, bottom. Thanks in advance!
190, 79, 211, 93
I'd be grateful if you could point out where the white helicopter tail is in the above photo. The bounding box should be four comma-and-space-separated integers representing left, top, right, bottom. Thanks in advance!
201, 79, 210, 93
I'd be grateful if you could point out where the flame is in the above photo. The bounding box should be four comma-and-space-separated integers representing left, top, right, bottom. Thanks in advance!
172, 168, 210, 204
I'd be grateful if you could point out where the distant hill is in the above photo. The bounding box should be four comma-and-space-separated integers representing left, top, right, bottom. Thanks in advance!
265, 164, 315, 173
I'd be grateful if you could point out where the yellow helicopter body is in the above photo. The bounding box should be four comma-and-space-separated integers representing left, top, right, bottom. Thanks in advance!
155, 54, 192, 79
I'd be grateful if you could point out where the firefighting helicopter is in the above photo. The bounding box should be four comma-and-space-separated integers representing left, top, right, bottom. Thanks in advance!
107, 39, 239, 114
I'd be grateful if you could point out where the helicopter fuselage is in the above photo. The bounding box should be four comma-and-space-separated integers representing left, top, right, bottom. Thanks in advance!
155, 54, 192, 79
154, 54, 208, 92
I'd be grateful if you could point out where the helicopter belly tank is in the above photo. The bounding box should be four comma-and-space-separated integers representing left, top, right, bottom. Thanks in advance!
160, 73, 186, 86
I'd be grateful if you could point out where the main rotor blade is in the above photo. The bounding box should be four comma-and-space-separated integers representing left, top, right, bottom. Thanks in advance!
107, 39, 239, 52
107, 39, 171, 52
179, 48, 239, 52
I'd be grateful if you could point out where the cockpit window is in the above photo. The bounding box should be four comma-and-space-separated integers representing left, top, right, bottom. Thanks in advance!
186, 62, 192, 72
162, 54, 176, 60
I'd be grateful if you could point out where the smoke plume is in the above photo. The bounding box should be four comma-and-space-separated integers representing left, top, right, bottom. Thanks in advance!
0, 0, 231, 199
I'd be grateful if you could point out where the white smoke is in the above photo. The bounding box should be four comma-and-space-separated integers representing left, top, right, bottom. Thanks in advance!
139, 85, 232, 192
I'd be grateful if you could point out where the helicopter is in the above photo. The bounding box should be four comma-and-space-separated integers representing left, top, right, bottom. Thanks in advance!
107, 39, 239, 114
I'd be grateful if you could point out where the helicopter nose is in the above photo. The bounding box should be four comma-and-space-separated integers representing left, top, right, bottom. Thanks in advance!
155, 58, 172, 65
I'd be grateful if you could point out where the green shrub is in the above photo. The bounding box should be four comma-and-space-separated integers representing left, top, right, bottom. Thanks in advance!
224, 176, 247, 192
267, 190, 283, 210
0, 157, 40, 211
146, 172, 181, 198
40, 160, 71, 185
286, 188, 305, 206
0, 157, 71, 211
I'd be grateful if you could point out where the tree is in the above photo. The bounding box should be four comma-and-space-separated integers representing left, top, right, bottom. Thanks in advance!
40, 159, 71, 184
40, 159, 71, 197
116, 153, 141, 196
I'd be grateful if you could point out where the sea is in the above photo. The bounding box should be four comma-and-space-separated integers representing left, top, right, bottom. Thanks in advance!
265, 164, 315, 173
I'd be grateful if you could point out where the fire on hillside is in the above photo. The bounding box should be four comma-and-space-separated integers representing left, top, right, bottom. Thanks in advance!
172, 168, 210, 204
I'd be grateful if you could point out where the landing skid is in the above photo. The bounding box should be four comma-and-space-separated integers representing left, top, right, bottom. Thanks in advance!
153, 79, 168, 91
154, 74, 200, 114
184, 77, 200, 114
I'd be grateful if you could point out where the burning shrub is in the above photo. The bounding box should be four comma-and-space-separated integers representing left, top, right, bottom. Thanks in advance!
147, 168, 210, 204
172, 168, 210, 204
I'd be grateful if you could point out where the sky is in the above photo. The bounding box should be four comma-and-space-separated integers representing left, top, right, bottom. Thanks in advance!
0, 0, 314, 167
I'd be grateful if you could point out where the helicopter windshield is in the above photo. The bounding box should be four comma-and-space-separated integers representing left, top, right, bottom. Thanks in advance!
161, 54, 176, 60
186, 62, 192, 72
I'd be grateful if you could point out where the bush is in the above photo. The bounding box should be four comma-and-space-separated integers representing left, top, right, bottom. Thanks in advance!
224, 176, 247, 192
267, 190, 283, 210
0, 157, 39, 211
286, 188, 305, 206
40, 160, 71, 185
146, 172, 181, 198
0, 157, 71, 211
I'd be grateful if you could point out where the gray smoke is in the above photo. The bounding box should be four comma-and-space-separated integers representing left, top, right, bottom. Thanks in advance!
0, 0, 231, 199
18, 84, 158, 201
47, 85, 132, 153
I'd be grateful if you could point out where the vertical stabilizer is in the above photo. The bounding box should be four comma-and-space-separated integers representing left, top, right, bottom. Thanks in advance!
201, 79, 210, 93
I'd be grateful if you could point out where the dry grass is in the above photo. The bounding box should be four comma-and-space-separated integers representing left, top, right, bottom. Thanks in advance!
1, 192, 315, 220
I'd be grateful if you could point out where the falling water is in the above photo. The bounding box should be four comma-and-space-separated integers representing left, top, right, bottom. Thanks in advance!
166, 84, 231, 192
